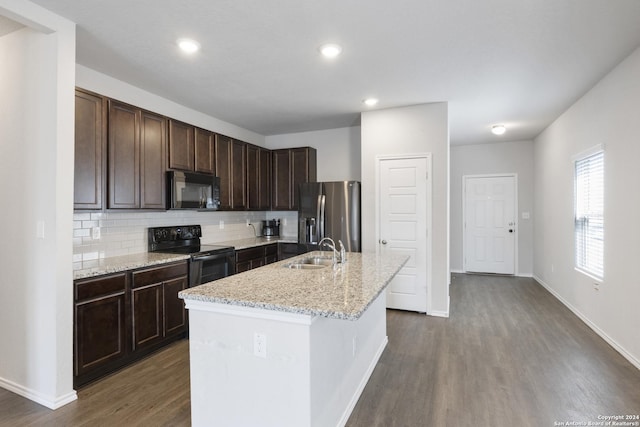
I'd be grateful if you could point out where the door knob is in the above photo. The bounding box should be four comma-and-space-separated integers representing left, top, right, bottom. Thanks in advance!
380, 240, 387, 245
509, 229, 514, 233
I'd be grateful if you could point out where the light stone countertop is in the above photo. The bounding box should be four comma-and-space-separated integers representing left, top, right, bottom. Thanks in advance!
179, 251, 409, 320
213, 236, 297, 250
72, 236, 298, 280
73, 252, 190, 280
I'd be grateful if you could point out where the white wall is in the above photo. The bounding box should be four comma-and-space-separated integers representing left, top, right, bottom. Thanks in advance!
534, 46, 640, 368
0, 0, 76, 408
265, 126, 361, 181
450, 140, 534, 275
361, 103, 450, 316
76, 65, 266, 147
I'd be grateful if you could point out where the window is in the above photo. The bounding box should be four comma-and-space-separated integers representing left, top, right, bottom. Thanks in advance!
574, 149, 604, 280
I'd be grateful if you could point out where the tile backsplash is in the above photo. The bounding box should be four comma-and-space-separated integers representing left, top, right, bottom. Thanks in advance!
73, 210, 298, 265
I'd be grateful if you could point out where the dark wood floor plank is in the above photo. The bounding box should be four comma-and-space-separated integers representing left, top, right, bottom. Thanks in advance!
347, 274, 640, 427
1, 274, 639, 426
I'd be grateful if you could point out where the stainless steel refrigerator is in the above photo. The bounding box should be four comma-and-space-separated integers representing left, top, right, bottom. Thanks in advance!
298, 181, 361, 252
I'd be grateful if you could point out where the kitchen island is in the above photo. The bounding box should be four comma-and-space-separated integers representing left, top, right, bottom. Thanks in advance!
179, 251, 408, 427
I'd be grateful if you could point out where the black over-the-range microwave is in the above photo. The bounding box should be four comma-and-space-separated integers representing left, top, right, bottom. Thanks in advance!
167, 171, 221, 210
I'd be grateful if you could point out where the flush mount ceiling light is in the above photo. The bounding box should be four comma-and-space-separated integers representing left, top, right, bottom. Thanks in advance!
363, 98, 379, 107
177, 38, 200, 54
319, 43, 342, 58
491, 124, 506, 135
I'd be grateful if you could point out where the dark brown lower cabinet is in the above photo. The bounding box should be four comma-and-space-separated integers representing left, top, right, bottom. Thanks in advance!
73, 261, 188, 388
278, 242, 306, 260
131, 262, 188, 351
74, 273, 128, 387
236, 244, 278, 272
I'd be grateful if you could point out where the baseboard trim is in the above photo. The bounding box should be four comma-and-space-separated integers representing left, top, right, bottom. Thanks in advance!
533, 275, 640, 371
0, 377, 77, 409
337, 336, 388, 427
452, 269, 533, 278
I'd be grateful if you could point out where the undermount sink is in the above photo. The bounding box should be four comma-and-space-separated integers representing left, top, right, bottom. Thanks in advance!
284, 255, 334, 269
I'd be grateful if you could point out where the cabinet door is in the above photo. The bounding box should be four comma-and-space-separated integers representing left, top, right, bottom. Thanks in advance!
74, 273, 127, 381
231, 139, 247, 210
74, 89, 106, 210
140, 111, 166, 209
259, 148, 272, 210
75, 293, 127, 377
231, 140, 247, 210
271, 149, 291, 210
246, 144, 260, 210
291, 147, 317, 211
168, 120, 195, 171
195, 128, 215, 175
108, 101, 140, 209
215, 134, 233, 210
131, 283, 163, 351
164, 276, 187, 336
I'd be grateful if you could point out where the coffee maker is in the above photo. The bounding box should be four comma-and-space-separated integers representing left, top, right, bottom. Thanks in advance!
261, 219, 280, 238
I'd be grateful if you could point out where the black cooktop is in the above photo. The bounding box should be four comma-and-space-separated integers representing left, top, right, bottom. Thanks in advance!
148, 225, 234, 255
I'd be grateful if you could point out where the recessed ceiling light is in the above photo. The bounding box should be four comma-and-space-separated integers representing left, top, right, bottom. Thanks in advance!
177, 38, 200, 54
319, 43, 342, 58
363, 98, 379, 107
491, 124, 506, 135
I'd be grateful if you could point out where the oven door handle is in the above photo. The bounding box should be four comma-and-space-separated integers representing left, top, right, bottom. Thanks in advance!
191, 252, 232, 262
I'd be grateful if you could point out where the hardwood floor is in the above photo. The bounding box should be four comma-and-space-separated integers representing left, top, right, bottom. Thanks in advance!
347, 274, 640, 427
0, 339, 191, 427
1, 274, 639, 426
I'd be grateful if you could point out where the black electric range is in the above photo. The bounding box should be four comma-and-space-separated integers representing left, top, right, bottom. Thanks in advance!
148, 225, 235, 286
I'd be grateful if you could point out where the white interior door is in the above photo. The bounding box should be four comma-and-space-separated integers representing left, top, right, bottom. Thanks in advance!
379, 156, 429, 313
463, 175, 516, 274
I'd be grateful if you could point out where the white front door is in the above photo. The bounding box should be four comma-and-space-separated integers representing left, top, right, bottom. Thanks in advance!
379, 156, 430, 313
463, 175, 516, 274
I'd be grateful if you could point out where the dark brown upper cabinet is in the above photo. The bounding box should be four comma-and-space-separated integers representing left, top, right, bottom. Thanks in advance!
74, 89, 106, 210
108, 100, 166, 210
271, 147, 317, 210
215, 135, 247, 210
247, 144, 271, 210
168, 120, 195, 171
194, 128, 215, 175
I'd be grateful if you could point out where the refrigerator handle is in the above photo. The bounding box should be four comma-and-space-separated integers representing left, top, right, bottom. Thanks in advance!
315, 194, 322, 243
319, 195, 326, 241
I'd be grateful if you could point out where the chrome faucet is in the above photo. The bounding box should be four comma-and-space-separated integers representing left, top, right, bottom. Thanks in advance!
318, 237, 346, 265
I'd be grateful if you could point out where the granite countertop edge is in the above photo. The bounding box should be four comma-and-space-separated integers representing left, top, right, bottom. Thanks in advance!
180, 253, 409, 321
73, 236, 298, 280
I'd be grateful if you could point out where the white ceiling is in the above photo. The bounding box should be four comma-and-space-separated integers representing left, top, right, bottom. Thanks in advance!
25, 0, 640, 144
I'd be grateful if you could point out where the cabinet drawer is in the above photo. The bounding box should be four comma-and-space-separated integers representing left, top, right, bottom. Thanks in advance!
235, 246, 264, 263
75, 273, 126, 302
265, 243, 277, 256
132, 261, 188, 288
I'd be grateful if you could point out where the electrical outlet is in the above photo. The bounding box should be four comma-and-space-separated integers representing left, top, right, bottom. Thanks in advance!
92, 227, 101, 240
219, 220, 225, 229
254, 333, 267, 358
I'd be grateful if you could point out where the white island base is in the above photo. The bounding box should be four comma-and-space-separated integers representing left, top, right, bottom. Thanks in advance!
185, 292, 387, 427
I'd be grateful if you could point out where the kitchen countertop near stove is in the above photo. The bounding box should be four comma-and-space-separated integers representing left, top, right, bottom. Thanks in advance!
73, 252, 190, 280
211, 236, 297, 250
179, 251, 409, 320
73, 236, 298, 280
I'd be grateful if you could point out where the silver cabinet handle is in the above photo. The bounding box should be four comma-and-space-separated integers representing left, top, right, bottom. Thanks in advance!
380, 240, 387, 245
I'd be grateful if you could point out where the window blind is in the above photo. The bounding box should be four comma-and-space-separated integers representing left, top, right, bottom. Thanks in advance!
574, 150, 604, 279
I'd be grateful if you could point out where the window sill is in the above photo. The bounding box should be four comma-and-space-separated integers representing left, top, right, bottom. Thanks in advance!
575, 267, 603, 284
